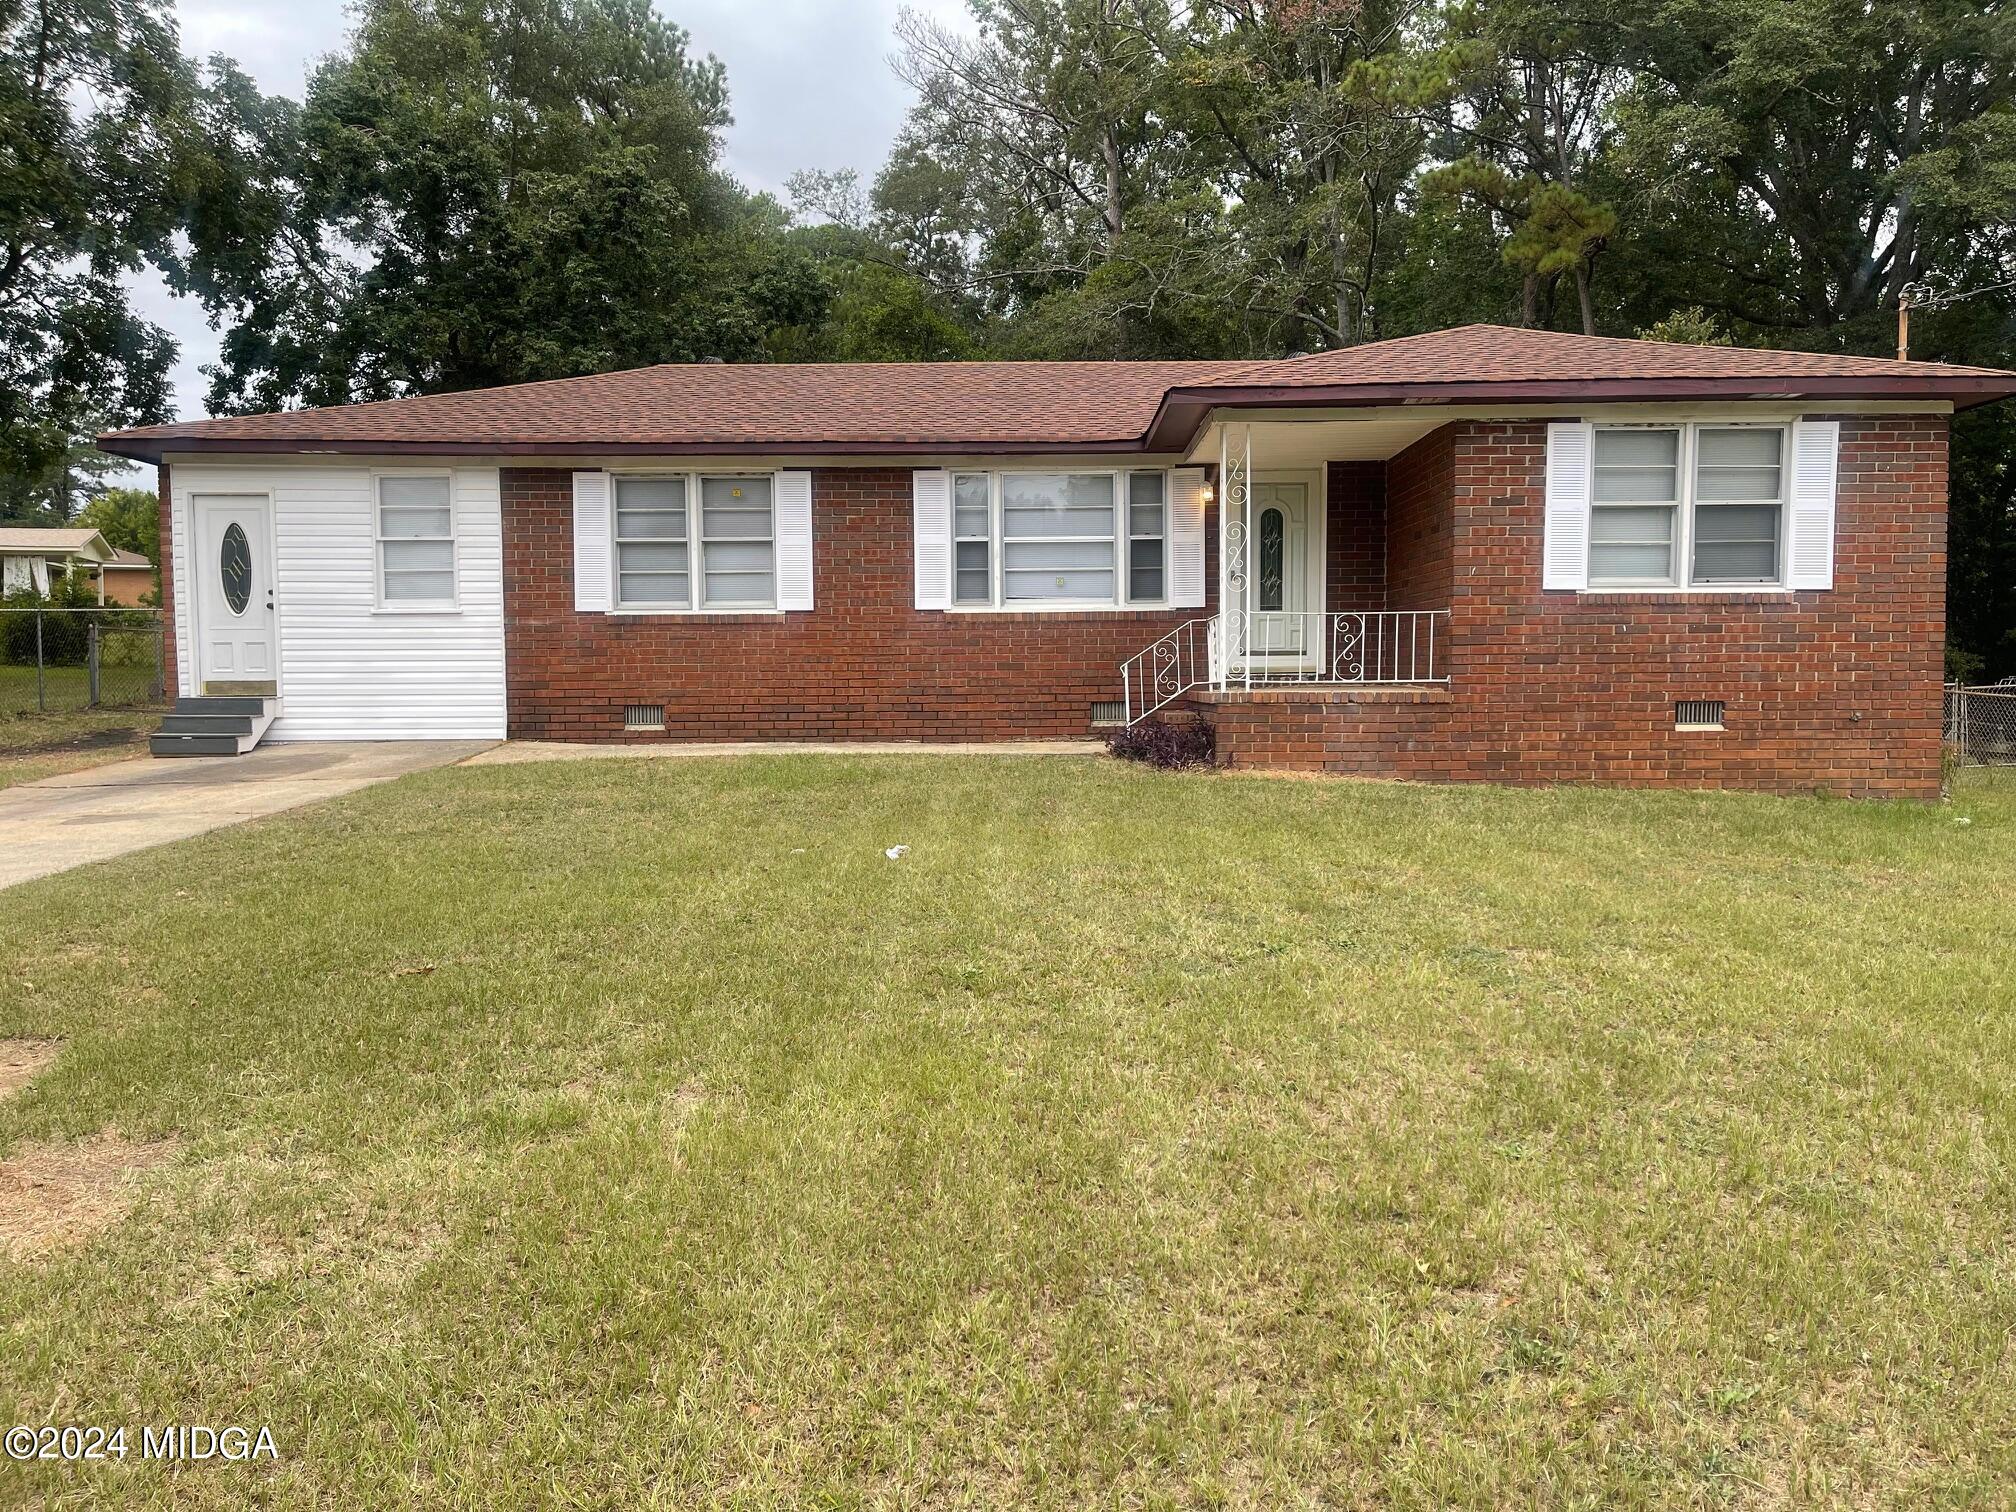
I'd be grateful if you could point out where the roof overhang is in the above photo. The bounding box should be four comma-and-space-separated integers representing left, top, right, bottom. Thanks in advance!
1141, 374, 2016, 453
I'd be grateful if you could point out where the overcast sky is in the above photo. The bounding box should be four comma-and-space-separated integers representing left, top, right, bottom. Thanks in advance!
132, 0, 964, 433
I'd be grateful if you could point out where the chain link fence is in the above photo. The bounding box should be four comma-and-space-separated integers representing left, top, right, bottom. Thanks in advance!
1945, 681, 2016, 767
0, 608, 167, 714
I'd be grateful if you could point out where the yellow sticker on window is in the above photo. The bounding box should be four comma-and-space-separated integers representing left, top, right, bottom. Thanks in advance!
731, 488, 743, 498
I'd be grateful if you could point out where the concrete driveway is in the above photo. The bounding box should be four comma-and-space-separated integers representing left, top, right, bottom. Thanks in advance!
0, 742, 490, 890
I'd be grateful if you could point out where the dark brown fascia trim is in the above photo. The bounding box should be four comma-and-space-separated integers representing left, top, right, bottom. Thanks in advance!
96, 434, 1164, 465
1140, 374, 2016, 451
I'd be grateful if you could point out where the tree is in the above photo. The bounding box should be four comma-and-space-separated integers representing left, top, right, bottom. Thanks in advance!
0, 0, 261, 513
79, 487, 161, 563
201, 0, 830, 412
1422, 0, 1625, 333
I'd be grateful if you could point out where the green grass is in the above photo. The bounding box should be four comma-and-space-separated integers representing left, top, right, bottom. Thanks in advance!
2, 758, 2014, 1506
0, 661, 163, 718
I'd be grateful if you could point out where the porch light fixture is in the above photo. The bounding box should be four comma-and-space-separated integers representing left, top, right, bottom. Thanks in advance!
1200, 480, 1215, 504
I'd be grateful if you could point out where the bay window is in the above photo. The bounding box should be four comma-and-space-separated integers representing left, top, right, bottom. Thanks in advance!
948, 469, 1168, 608
1589, 423, 1787, 589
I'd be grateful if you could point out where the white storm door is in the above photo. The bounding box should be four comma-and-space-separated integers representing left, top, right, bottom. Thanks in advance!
193, 495, 278, 688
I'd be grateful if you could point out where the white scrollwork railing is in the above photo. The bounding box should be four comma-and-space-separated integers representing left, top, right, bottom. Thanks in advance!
1121, 618, 1215, 725
1119, 610, 1450, 725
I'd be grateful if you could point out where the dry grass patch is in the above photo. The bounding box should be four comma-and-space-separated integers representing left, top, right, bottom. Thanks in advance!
0, 1132, 178, 1260
0, 1038, 60, 1100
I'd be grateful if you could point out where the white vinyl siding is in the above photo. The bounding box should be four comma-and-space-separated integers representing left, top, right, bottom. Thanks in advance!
940, 469, 1169, 610
170, 463, 505, 739
376, 473, 457, 607
1586, 422, 1792, 590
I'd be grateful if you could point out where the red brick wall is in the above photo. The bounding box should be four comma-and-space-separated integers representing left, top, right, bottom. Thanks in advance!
157, 463, 177, 699
1213, 415, 1948, 798
502, 467, 1217, 741
1386, 426, 1455, 611
1325, 461, 1386, 611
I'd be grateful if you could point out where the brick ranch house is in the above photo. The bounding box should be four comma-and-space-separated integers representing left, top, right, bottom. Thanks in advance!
99, 325, 2016, 796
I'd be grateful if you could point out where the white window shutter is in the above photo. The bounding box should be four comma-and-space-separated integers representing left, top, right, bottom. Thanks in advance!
1787, 419, 1840, 590
774, 469, 815, 610
572, 471, 612, 612
1543, 422, 1593, 590
912, 469, 951, 610
1168, 467, 1208, 608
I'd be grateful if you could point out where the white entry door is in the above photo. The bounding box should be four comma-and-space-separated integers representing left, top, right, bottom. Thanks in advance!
193, 495, 278, 690
1236, 477, 1322, 665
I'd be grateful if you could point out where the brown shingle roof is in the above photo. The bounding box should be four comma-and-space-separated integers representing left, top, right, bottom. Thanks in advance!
99, 325, 2016, 463
0, 527, 111, 558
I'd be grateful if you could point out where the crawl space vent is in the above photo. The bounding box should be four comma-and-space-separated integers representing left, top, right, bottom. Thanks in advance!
1675, 699, 1726, 731
1089, 700, 1127, 728
624, 703, 665, 732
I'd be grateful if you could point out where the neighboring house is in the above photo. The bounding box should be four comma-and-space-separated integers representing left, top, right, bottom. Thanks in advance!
98, 325, 2016, 796
0, 527, 115, 598
95, 548, 157, 606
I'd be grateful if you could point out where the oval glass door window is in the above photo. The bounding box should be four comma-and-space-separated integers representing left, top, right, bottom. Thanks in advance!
219, 523, 252, 615
1258, 507, 1285, 611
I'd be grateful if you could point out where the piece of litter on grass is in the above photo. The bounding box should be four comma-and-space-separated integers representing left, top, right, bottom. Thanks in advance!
885, 845, 909, 860
391, 964, 438, 978
1954, 816, 1972, 826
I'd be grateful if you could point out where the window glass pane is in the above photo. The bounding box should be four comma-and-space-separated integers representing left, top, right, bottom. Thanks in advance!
703, 568, 774, 607
701, 477, 773, 539
617, 509, 686, 540
1692, 503, 1779, 582
954, 474, 990, 537
379, 504, 451, 539
1696, 428, 1781, 467
616, 477, 686, 509
1004, 569, 1115, 602
382, 570, 454, 602
954, 540, 990, 605
1129, 538, 1164, 601
1003, 540, 1115, 572
703, 540, 772, 573
1589, 503, 1675, 583
1590, 505, 1675, 544
1001, 474, 1115, 538
618, 572, 688, 604
1127, 472, 1165, 537
617, 542, 689, 573
1593, 430, 1679, 503
382, 539, 452, 573
1589, 542, 1673, 581
379, 476, 450, 509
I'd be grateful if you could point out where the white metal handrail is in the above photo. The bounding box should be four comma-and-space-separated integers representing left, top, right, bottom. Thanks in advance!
1120, 609, 1450, 725
1121, 617, 1215, 725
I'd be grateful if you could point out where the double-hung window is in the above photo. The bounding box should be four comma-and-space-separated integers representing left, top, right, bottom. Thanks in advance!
613, 473, 776, 611
376, 474, 457, 607
947, 469, 1168, 608
1589, 424, 1786, 589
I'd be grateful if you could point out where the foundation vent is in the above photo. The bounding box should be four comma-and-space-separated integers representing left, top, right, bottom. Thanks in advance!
624, 703, 665, 732
1675, 699, 1726, 731
1089, 700, 1127, 728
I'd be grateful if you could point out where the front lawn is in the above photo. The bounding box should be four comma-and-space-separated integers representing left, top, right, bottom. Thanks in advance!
0, 703, 161, 790
2, 758, 2013, 1505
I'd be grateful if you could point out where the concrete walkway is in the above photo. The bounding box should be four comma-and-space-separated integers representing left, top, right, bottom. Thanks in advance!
464, 738, 1103, 766
0, 742, 490, 890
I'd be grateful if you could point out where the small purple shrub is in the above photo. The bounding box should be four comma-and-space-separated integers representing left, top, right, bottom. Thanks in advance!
1105, 714, 1216, 770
